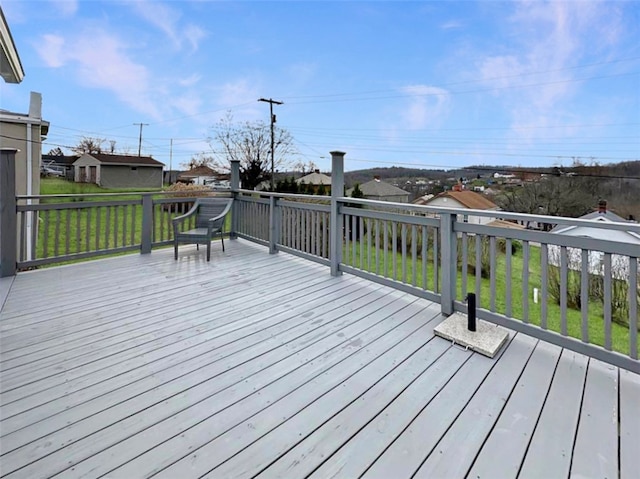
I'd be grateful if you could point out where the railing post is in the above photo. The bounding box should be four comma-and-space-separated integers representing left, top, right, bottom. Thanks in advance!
330, 151, 345, 276
269, 195, 279, 254
0, 149, 18, 277
440, 211, 457, 315
140, 193, 153, 254
230, 159, 240, 240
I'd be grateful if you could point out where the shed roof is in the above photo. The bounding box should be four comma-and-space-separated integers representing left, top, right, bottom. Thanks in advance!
81, 153, 163, 167
179, 166, 217, 178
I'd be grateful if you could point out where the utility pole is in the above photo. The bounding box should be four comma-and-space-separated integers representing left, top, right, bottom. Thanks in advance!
169, 139, 173, 184
258, 98, 283, 191
134, 122, 149, 157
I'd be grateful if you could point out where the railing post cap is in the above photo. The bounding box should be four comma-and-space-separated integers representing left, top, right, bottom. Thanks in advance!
330, 151, 346, 157
230, 159, 240, 163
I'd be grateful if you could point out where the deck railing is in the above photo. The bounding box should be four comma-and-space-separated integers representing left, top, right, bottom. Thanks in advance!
1, 150, 638, 373
10, 192, 227, 269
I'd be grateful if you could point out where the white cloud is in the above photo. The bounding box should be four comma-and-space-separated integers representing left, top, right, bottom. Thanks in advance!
179, 74, 202, 87
441, 20, 463, 30
129, 0, 206, 52
475, 0, 625, 140
49, 0, 78, 17
35, 29, 161, 119
39, 34, 66, 67
399, 85, 451, 130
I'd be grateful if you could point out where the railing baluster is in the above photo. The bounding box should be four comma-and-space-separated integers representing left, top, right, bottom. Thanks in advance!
392, 221, 397, 280
629, 257, 638, 359
86, 207, 92, 251
505, 238, 512, 317
401, 223, 407, 283
344, 214, 350, 265
122, 205, 128, 246
475, 234, 481, 306
375, 220, 380, 275
367, 218, 372, 271
351, 214, 357, 266
433, 226, 439, 293
53, 210, 60, 256
359, 216, 364, 270
95, 207, 101, 251
490, 236, 496, 312
42, 210, 50, 259
383, 220, 388, 277
560, 246, 568, 336
541, 244, 548, 329
75, 207, 81, 254
422, 225, 427, 290
104, 206, 111, 249
604, 253, 612, 350
580, 249, 589, 343
411, 225, 417, 287
65, 209, 71, 255
522, 240, 529, 323
131, 204, 136, 245
461, 232, 468, 298
114, 206, 119, 247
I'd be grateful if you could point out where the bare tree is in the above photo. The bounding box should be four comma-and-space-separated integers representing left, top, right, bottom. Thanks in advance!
182, 153, 215, 170
71, 136, 105, 155
208, 112, 297, 190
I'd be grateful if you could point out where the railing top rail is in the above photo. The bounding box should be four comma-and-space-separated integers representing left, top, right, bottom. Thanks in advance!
16, 191, 229, 200
340, 197, 640, 234
236, 189, 331, 202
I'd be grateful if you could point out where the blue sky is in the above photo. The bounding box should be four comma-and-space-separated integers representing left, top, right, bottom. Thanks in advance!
1, 0, 639, 172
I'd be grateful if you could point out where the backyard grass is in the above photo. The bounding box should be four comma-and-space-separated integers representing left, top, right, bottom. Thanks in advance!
343, 231, 636, 356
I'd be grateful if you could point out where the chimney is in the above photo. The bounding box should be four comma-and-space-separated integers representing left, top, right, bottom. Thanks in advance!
453, 183, 463, 192
373, 175, 381, 182
28, 92, 42, 119
598, 199, 607, 214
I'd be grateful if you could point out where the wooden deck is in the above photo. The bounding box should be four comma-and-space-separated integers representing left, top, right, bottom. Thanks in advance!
1, 239, 638, 479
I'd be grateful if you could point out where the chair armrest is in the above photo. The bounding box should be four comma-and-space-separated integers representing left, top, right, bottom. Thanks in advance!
206, 201, 233, 230
172, 202, 199, 226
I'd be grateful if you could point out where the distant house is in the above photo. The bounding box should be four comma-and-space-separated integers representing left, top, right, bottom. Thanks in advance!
420, 188, 499, 225
549, 201, 640, 279
41, 153, 78, 179
177, 166, 218, 186
412, 194, 434, 206
297, 169, 331, 193
73, 153, 164, 188
347, 176, 409, 203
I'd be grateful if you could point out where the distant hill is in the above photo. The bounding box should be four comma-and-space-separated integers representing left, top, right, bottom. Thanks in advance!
343, 160, 640, 187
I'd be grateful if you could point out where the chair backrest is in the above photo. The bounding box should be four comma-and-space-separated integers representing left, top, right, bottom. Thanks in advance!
195, 198, 232, 229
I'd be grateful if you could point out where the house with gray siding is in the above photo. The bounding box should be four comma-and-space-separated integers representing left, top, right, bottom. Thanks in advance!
73, 153, 164, 188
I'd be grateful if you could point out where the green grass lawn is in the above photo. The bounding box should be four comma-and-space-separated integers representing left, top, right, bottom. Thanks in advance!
32, 179, 197, 261
342, 226, 637, 356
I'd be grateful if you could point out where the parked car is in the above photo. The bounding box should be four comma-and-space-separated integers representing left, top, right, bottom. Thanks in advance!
41, 166, 65, 177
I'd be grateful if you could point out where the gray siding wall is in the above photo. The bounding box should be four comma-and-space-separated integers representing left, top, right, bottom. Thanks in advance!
100, 166, 162, 188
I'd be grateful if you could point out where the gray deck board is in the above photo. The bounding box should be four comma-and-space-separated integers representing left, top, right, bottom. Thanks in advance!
467, 340, 562, 478
0, 240, 637, 479
518, 349, 588, 479
620, 368, 640, 479
570, 358, 619, 479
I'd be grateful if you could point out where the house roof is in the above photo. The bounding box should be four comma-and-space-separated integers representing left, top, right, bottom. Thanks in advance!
412, 194, 434, 206
81, 153, 163, 167
1, 7, 24, 83
297, 171, 331, 185
550, 209, 638, 238
42, 154, 78, 167
429, 190, 497, 210
349, 179, 409, 198
178, 166, 217, 178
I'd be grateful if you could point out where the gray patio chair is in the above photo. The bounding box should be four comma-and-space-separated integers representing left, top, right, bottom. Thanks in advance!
172, 198, 233, 261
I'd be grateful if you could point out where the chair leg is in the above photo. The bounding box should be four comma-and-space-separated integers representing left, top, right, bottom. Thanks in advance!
196, 244, 199, 251
207, 242, 211, 261
221, 235, 225, 252
174, 242, 178, 260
